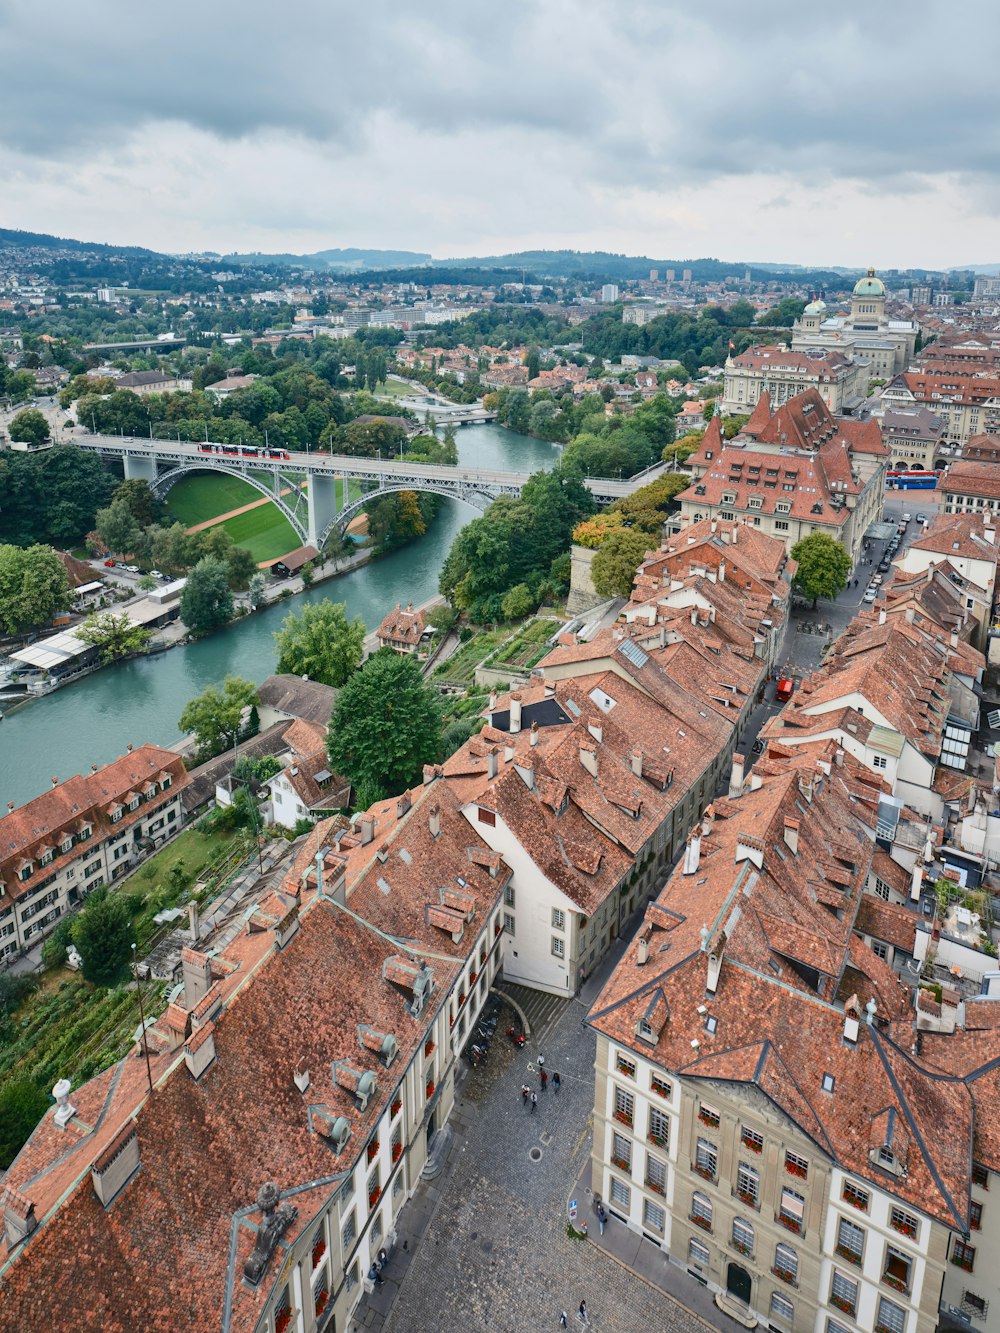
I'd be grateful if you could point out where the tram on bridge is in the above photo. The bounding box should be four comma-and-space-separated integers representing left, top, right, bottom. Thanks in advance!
197, 443, 291, 461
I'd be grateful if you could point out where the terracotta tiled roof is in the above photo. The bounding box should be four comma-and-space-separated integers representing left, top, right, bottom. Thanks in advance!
855, 896, 918, 952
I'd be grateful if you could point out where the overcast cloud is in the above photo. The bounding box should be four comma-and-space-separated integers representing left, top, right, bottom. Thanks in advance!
0, 0, 997, 267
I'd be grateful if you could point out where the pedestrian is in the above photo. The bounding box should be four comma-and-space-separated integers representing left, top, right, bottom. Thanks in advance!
597, 1203, 607, 1235
579, 1299, 588, 1323
560, 1313, 568, 1329
377, 1247, 388, 1268
553, 1071, 561, 1092
521, 1084, 529, 1104
540, 1068, 548, 1090
537, 1054, 545, 1069
530, 1091, 538, 1112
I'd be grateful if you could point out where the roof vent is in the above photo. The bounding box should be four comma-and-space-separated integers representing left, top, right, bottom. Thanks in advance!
357, 1070, 377, 1112
294, 1061, 311, 1094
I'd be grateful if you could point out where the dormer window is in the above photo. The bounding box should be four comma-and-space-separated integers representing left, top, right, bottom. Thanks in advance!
145, 785, 157, 799
128, 798, 140, 812
78, 825, 92, 841
40, 851, 53, 867
161, 776, 171, 790
18, 864, 32, 881
60, 837, 73, 854
111, 810, 122, 823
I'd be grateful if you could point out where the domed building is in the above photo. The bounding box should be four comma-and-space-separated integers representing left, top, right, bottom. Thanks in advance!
791, 266, 916, 382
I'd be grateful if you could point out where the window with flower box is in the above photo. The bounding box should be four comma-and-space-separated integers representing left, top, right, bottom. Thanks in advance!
613, 1087, 634, 1127
842, 1180, 870, 1212
778, 1187, 804, 1234
366, 1136, 380, 1164
342, 1210, 356, 1253
882, 1244, 912, 1294
970, 1200, 983, 1231
648, 1107, 669, 1149
367, 1167, 381, 1210
391, 1128, 402, 1164
393, 1175, 404, 1205
770, 1292, 794, 1324
830, 1270, 858, 1317
694, 1138, 717, 1181
314, 1283, 329, 1320
731, 1217, 754, 1258
609, 1176, 631, 1209
643, 1198, 665, 1233
785, 1151, 808, 1180
311, 1223, 327, 1270
690, 1191, 712, 1231
646, 1155, 666, 1197
391, 1094, 402, 1118
876, 1294, 906, 1333
773, 1241, 798, 1285
698, 1102, 720, 1129
689, 1237, 710, 1267
426, 1075, 435, 1099
889, 1206, 918, 1240
952, 1239, 976, 1272
736, 1162, 760, 1208
424, 1036, 435, 1057
616, 1053, 636, 1080
611, 1132, 632, 1173
274, 1289, 292, 1333
973, 1163, 990, 1189
651, 1074, 672, 1100
741, 1126, 763, 1154
836, 1216, 864, 1265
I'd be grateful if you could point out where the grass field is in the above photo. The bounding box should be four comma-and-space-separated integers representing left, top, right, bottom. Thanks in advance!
374, 375, 416, 400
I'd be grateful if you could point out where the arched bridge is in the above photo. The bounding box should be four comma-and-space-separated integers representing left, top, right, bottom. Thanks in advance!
68, 434, 655, 550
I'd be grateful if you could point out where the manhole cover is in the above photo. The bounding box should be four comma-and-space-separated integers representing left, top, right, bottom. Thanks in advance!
528, 1146, 543, 1162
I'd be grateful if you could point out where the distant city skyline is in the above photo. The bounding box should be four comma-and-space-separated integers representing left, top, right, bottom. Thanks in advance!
0, 2, 995, 270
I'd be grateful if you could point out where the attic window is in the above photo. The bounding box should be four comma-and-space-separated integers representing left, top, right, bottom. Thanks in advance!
477, 808, 496, 827
821, 1072, 835, 1093
704, 1015, 718, 1035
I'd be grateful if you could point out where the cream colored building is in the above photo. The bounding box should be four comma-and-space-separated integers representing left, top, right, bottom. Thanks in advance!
721, 345, 870, 415
791, 270, 917, 384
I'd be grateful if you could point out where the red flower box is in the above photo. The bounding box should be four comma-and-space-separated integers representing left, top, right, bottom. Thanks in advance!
275, 1310, 292, 1333
772, 1266, 795, 1285
368, 1186, 381, 1209
731, 1238, 752, 1257
835, 1243, 861, 1266
951, 1255, 975, 1273
459, 992, 466, 1006
391, 1097, 402, 1117
312, 1239, 327, 1267
651, 1078, 671, 1099
479, 949, 486, 964
494, 921, 501, 936
611, 1154, 630, 1171
741, 1136, 762, 1153
612, 1110, 633, 1128
647, 1180, 665, 1196
830, 1295, 855, 1315
890, 1217, 916, 1238
693, 1164, 715, 1182
736, 1188, 758, 1208
469, 971, 478, 985
647, 1132, 668, 1149
426, 1081, 435, 1099
698, 1111, 720, 1128
785, 1161, 807, 1179
881, 1273, 908, 1294
315, 1290, 329, 1317
424, 1039, 435, 1057
690, 1213, 711, 1231
367, 1139, 379, 1163
777, 1212, 801, 1235
392, 1141, 402, 1164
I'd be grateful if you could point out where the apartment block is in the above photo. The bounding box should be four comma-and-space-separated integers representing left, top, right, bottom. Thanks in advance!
721, 344, 869, 416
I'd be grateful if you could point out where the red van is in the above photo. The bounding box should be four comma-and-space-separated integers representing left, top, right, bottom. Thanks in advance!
775, 677, 795, 702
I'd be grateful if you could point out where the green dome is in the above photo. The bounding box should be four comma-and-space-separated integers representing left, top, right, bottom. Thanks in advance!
803, 298, 827, 315
853, 266, 885, 297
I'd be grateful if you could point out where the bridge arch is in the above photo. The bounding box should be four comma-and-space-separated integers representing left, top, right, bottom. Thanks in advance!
151, 462, 309, 546
322, 481, 495, 547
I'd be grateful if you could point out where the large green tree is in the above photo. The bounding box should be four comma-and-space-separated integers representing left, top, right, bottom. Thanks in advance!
76, 611, 152, 663
179, 556, 234, 634
274, 600, 365, 687
112, 477, 159, 527
790, 532, 852, 607
0, 1081, 50, 1169
8, 408, 50, 448
591, 529, 656, 598
179, 675, 259, 756
94, 499, 142, 556
327, 649, 442, 797
0, 544, 71, 634
72, 888, 133, 987
0, 445, 118, 546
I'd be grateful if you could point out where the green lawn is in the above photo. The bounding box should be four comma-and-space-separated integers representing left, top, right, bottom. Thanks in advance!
374, 375, 416, 400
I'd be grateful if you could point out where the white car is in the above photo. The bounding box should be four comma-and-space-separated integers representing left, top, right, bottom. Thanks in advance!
902, 512, 912, 522
863, 587, 878, 603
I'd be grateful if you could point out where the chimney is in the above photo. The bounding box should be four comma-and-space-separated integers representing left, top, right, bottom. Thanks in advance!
834, 747, 844, 767
126, 743, 133, 753
530, 721, 539, 748
359, 814, 375, 845
950, 630, 959, 648
50, 776, 58, 787
52, 1078, 77, 1130
878, 608, 887, 625
504, 744, 514, 764
706, 931, 726, 994
579, 739, 598, 777
395, 792, 411, 819
910, 862, 923, 903
510, 692, 523, 734
2, 1191, 36, 1249
91, 763, 98, 773
514, 756, 535, 790
631, 750, 643, 778
720, 528, 730, 545
6, 802, 12, 813
294, 1061, 311, 1094
710, 518, 717, 533
718, 558, 726, 583
487, 747, 499, 780
588, 722, 603, 745
422, 764, 437, 785
543, 679, 555, 699
783, 817, 799, 855
188, 900, 200, 943
690, 606, 698, 626
728, 753, 746, 797
843, 994, 861, 1044
182, 947, 212, 1007
986, 526, 996, 544
682, 826, 702, 875
636, 936, 649, 965
429, 804, 441, 838
376, 843, 389, 864
708, 604, 716, 624
731, 524, 738, 545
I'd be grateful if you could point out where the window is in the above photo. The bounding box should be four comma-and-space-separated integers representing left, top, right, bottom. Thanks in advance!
478, 807, 496, 826
883, 1244, 912, 1293
601, 1076, 631, 1127
697, 1102, 720, 1128
616, 1053, 636, 1080
609, 1177, 631, 1209
785, 1151, 808, 1180
341, 1210, 356, 1252
871, 940, 889, 960
18, 865, 31, 882
778, 1188, 804, 1234
551, 936, 565, 958
645, 1155, 666, 1196
962, 1291, 988, 1318
741, 1126, 763, 1155
551, 907, 564, 929
688, 1237, 710, 1267
952, 1239, 976, 1272
876, 1295, 907, 1333
828, 1321, 852, 1333
731, 1216, 754, 1257
890, 1206, 918, 1239
345, 1261, 359, 1293
648, 1107, 669, 1149
695, 1138, 717, 1181
643, 1198, 665, 1233
973, 1163, 990, 1189
774, 520, 789, 532
773, 1241, 798, 1284
872, 754, 888, 769
969, 1200, 983, 1231
78, 826, 91, 841
651, 1074, 671, 1100
836, 1216, 864, 1265
503, 884, 515, 907
503, 913, 515, 935
367, 1166, 381, 1209
770, 1292, 794, 1323
690, 1191, 712, 1231
830, 1270, 858, 1317
736, 1161, 759, 1206
842, 1180, 869, 1211
822, 1072, 836, 1092
611, 1133, 632, 1173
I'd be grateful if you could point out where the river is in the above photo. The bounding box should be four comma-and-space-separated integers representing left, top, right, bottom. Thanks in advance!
0, 424, 559, 809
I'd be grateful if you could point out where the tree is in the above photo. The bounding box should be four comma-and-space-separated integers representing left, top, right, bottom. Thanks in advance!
150, 522, 194, 576
0, 544, 71, 634
525, 347, 541, 380
300, 559, 315, 587
72, 888, 132, 987
8, 408, 50, 448
179, 675, 259, 756
274, 600, 365, 687
94, 499, 142, 557
180, 556, 234, 634
225, 545, 258, 590
112, 477, 159, 527
248, 571, 266, 609
501, 582, 536, 620
76, 611, 152, 663
758, 297, 807, 327
0, 1081, 50, 1169
790, 532, 852, 607
137, 573, 157, 592
591, 529, 656, 598
327, 650, 442, 796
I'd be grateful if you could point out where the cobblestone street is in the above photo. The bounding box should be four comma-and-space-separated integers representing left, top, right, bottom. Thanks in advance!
358, 987, 711, 1333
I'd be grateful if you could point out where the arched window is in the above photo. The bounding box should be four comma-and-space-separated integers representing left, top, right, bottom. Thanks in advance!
773, 1241, 798, 1283
732, 1216, 754, 1256
690, 1191, 712, 1232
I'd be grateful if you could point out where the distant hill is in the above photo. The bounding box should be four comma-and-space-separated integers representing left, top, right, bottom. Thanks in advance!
223, 247, 432, 271
950, 263, 1000, 275
0, 225, 154, 257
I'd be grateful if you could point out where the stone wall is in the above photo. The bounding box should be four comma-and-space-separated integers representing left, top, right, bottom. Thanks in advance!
567, 544, 604, 614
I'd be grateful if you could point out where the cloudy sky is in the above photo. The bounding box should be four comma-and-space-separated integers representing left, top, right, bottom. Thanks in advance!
0, 1, 996, 268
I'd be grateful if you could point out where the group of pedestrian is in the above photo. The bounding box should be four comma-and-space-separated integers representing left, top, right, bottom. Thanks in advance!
367, 1247, 389, 1286
558, 1302, 588, 1326
520, 1056, 561, 1111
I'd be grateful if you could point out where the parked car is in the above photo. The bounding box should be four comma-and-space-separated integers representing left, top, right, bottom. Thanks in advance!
125, 565, 140, 573
103, 558, 115, 567
902, 512, 912, 522
863, 587, 878, 602
872, 574, 883, 585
